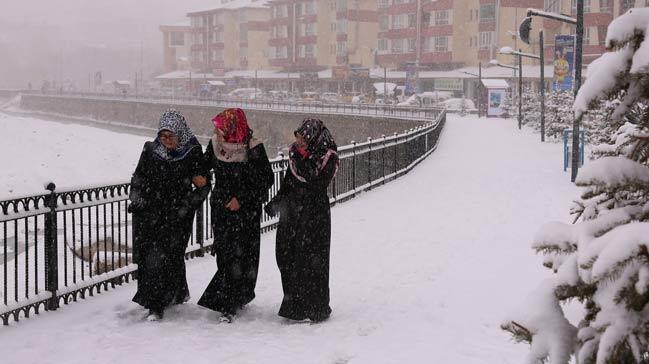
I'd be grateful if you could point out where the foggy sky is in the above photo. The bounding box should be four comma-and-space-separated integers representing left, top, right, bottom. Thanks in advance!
0, 0, 211, 89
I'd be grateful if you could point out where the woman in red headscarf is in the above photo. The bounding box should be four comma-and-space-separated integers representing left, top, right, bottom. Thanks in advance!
197, 108, 274, 323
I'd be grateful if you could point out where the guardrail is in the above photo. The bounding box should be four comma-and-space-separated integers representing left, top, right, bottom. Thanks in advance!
0, 109, 446, 326
39, 91, 444, 122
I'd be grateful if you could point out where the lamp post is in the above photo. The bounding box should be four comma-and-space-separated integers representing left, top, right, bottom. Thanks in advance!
519, 4, 582, 180
460, 62, 482, 117
498, 47, 540, 130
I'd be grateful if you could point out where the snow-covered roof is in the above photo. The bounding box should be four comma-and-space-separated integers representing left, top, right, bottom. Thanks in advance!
481, 79, 510, 89
188, 0, 271, 14
206, 80, 226, 86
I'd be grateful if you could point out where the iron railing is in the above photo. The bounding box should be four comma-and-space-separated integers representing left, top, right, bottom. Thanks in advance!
36, 92, 443, 122
0, 110, 445, 325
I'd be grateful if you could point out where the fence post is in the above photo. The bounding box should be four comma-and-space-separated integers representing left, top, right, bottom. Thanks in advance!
195, 203, 204, 257
393, 132, 398, 175
381, 134, 386, 185
44, 182, 59, 311
351, 141, 357, 197
367, 137, 373, 190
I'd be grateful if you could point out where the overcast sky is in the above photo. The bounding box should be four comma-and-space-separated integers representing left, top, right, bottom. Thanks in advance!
1, 0, 213, 88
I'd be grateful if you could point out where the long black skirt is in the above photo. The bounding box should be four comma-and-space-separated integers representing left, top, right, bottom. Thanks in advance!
197, 209, 261, 314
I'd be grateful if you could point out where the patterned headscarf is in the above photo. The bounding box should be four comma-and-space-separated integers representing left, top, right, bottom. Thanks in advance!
294, 118, 337, 157
289, 118, 338, 182
212, 108, 251, 144
153, 110, 200, 161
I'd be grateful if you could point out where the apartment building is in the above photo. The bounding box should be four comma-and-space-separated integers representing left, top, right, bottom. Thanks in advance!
376, 0, 545, 70
187, 0, 271, 71
160, 24, 192, 72
267, 0, 378, 72
536, 0, 649, 64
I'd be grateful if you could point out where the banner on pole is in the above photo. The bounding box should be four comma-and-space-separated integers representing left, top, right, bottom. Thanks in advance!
553, 35, 575, 91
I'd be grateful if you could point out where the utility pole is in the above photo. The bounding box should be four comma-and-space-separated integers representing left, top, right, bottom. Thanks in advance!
478, 62, 482, 117
415, 0, 422, 93
540, 30, 545, 142
384, 67, 387, 104
571, 0, 584, 182
518, 50, 522, 130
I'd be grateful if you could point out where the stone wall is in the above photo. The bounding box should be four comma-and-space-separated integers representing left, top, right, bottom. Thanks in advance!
20, 94, 423, 152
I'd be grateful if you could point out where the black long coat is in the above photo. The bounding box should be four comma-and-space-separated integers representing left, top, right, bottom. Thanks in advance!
270, 153, 338, 321
129, 141, 210, 312
197, 140, 274, 314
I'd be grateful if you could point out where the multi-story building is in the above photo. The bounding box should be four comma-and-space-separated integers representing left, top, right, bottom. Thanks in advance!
267, 0, 378, 72
376, 1, 545, 70
187, 0, 272, 71
160, 23, 192, 72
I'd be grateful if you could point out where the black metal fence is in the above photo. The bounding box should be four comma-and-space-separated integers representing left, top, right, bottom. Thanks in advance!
0, 110, 445, 325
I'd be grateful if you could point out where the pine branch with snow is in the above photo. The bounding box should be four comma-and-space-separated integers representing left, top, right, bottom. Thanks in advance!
503, 8, 649, 364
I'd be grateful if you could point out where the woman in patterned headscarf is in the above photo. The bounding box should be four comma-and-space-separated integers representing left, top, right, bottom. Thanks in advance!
197, 108, 274, 323
265, 118, 339, 323
128, 110, 211, 321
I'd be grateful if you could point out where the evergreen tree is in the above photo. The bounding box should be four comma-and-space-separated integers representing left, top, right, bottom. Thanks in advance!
502, 8, 649, 364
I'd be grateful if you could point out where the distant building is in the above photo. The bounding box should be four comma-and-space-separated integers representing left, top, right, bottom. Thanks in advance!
187, 0, 272, 72
160, 23, 192, 72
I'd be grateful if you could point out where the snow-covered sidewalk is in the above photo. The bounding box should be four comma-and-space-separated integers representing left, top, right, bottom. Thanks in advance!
0, 114, 577, 364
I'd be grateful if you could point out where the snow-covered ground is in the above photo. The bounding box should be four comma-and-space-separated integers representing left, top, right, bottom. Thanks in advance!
0, 113, 577, 364
0, 112, 150, 199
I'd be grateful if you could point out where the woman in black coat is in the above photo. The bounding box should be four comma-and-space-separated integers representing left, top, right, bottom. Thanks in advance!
265, 118, 339, 323
197, 108, 274, 323
128, 110, 210, 321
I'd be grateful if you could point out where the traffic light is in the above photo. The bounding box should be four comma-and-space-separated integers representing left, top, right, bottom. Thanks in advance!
519, 16, 533, 45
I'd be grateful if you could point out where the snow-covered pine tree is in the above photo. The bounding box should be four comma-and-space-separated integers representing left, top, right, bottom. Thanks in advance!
502, 8, 649, 364
545, 90, 575, 140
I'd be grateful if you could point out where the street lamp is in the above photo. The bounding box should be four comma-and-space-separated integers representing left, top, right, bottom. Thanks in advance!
519, 3, 583, 181
498, 47, 540, 131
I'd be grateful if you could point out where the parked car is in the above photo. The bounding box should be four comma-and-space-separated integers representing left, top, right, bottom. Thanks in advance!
321, 92, 339, 103
227, 88, 262, 99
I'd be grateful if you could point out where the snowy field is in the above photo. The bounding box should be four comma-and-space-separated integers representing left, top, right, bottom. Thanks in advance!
0, 113, 577, 364
0, 112, 150, 199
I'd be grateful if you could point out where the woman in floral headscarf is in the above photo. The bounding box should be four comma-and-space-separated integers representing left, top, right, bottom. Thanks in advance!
128, 110, 210, 321
197, 108, 274, 323
265, 118, 339, 323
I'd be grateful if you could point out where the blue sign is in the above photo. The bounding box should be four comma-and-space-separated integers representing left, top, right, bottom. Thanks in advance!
405, 63, 416, 94
553, 35, 575, 91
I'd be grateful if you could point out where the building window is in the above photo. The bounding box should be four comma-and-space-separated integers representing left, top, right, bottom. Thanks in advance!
584, 26, 591, 45
434, 36, 448, 52
305, 44, 315, 58
336, 0, 347, 11
273, 46, 287, 59
273, 4, 287, 18
620, 0, 633, 14
408, 13, 417, 28
305, 1, 316, 15
391, 14, 405, 29
336, 42, 347, 56
212, 49, 223, 61
378, 0, 390, 8
305, 23, 316, 36
337, 19, 347, 33
544, 0, 561, 13
169, 32, 185, 47
379, 16, 389, 31
408, 38, 416, 52
479, 4, 495, 22
391, 39, 404, 54
378, 38, 389, 53
434, 10, 450, 25
599, 0, 612, 13
478, 31, 494, 49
